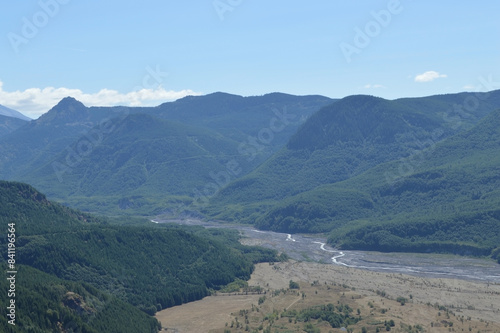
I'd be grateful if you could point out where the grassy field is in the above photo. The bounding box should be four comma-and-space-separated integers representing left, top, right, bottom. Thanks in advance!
156, 261, 500, 333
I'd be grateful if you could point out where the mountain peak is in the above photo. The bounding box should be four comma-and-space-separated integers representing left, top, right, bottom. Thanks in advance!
36, 97, 89, 125
55, 96, 86, 108
287, 94, 438, 150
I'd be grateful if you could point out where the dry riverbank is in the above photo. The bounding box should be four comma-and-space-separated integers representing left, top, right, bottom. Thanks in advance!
156, 260, 500, 332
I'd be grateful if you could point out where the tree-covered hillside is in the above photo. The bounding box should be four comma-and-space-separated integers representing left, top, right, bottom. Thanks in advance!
0, 98, 130, 180
325, 107, 500, 256
0, 93, 332, 215
206, 91, 500, 224
22, 113, 242, 214
0, 181, 103, 235
0, 264, 160, 333
203, 92, 500, 259
0, 181, 279, 331
217, 95, 443, 205
249, 108, 500, 258
152, 92, 333, 145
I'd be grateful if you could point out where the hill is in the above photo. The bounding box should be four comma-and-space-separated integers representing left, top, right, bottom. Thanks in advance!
203, 91, 500, 259
0, 264, 160, 333
0, 114, 28, 137
206, 91, 500, 224
20, 113, 242, 214
252, 108, 500, 259
152, 92, 334, 146
0, 97, 130, 180
325, 107, 500, 257
0, 181, 279, 330
0, 93, 333, 215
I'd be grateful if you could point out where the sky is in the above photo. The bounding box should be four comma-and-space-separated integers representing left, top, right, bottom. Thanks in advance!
1, 0, 499, 119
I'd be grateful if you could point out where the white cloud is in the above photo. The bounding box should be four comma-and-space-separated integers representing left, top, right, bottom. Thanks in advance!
414, 71, 447, 83
363, 84, 386, 89
0, 80, 202, 119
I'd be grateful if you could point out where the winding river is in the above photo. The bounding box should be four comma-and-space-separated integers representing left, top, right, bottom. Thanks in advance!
153, 218, 500, 283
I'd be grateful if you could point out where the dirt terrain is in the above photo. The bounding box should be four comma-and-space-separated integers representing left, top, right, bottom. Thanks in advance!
156, 260, 500, 332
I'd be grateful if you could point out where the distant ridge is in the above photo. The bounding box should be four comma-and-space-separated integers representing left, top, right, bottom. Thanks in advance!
0, 104, 31, 121
0, 92, 333, 214
207, 91, 500, 231
0, 114, 28, 137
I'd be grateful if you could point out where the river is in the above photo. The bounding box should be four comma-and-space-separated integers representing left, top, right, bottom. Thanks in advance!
152, 218, 500, 283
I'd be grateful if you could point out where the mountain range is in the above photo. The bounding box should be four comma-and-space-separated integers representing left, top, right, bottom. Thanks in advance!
0, 93, 333, 214
1, 90, 500, 260
206, 90, 500, 258
209, 91, 500, 207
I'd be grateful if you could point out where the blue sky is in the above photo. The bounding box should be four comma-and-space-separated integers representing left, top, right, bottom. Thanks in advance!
1, 0, 499, 118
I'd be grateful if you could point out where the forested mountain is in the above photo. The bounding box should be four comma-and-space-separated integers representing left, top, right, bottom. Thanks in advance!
213, 107, 500, 259
1, 90, 499, 260
0, 97, 130, 179
0, 181, 279, 331
0, 93, 333, 214
0, 114, 27, 137
21, 113, 241, 214
0, 264, 160, 333
323, 107, 500, 258
209, 95, 444, 210
202, 91, 500, 259
207, 91, 500, 224
151, 92, 334, 145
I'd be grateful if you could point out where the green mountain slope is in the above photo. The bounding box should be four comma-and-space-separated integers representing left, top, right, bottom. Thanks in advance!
21, 113, 242, 214
0, 181, 278, 330
1, 93, 332, 215
252, 108, 500, 257
0, 180, 103, 234
152, 92, 334, 145
0, 264, 160, 333
327, 108, 500, 255
0, 97, 130, 179
206, 91, 500, 224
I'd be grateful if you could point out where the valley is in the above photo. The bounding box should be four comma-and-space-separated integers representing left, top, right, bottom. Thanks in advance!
154, 219, 500, 332
2, 89, 500, 332
4, 3, 499, 332
154, 218, 500, 283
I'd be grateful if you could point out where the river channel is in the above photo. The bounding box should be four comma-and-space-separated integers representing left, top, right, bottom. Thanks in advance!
152, 218, 500, 284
